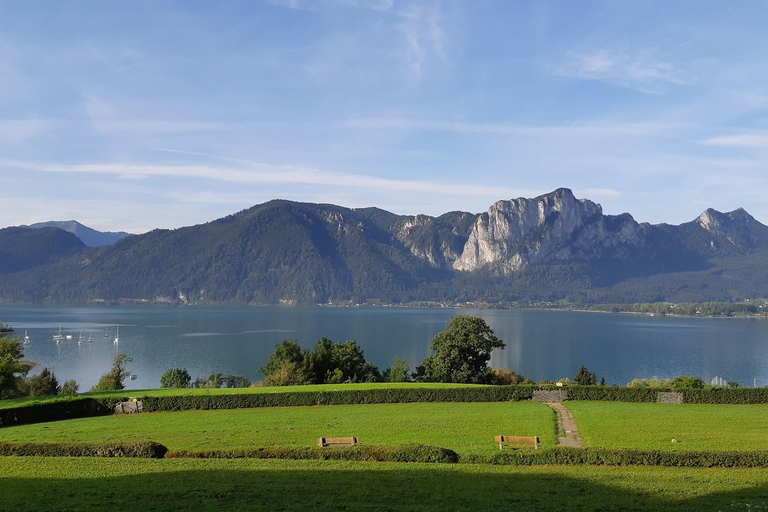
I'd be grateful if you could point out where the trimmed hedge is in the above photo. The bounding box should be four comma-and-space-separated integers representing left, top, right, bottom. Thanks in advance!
683, 387, 768, 404
565, 386, 659, 402
140, 387, 537, 412
462, 447, 768, 468
0, 397, 125, 428
0, 440, 168, 458
167, 443, 458, 464
5, 385, 768, 429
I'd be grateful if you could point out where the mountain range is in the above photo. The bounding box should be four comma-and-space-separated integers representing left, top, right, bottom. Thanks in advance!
2, 188, 767, 305
25, 220, 133, 247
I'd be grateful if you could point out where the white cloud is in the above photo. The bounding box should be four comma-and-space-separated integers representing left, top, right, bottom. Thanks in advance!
584, 188, 621, 198
0, 158, 523, 199
556, 48, 690, 94
344, 117, 689, 137
701, 132, 768, 149
0, 119, 53, 141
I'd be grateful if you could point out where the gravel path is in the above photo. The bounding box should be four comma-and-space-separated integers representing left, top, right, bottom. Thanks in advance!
544, 402, 583, 448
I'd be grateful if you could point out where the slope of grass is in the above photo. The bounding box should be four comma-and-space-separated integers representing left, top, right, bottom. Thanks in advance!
0, 382, 489, 410
566, 401, 768, 451
3, 457, 768, 511
0, 401, 555, 455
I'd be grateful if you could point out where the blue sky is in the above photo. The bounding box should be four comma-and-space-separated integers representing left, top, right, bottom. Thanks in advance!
2, 1, 768, 233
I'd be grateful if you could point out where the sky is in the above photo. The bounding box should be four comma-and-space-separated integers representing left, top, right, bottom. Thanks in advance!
2, 1, 768, 233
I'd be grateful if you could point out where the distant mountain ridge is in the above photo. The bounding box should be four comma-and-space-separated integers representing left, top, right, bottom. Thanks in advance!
25, 220, 132, 247
1, 189, 768, 305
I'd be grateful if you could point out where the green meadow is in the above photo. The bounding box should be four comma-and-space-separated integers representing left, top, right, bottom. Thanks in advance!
3, 457, 768, 511
566, 401, 768, 451
0, 401, 555, 454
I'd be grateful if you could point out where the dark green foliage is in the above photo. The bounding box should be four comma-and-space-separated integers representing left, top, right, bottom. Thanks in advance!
193, 373, 224, 389
23, 368, 60, 397
0, 440, 167, 458
261, 338, 380, 385
0, 338, 28, 400
384, 356, 411, 382
0, 397, 124, 427
574, 365, 597, 386
167, 443, 458, 464
671, 375, 705, 390
0, 226, 85, 276
139, 387, 537, 412
466, 446, 768, 468
160, 368, 192, 389
309, 338, 380, 384
222, 374, 252, 388
60, 380, 79, 395
92, 353, 132, 391
416, 316, 505, 384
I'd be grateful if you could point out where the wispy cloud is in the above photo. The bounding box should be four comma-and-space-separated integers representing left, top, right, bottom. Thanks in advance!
344, 117, 690, 137
0, 119, 53, 141
701, 132, 768, 149
556, 48, 690, 94
584, 188, 621, 198
0, 158, 522, 198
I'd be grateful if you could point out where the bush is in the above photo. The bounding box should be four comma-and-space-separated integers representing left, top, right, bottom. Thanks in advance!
0, 440, 167, 458
160, 368, 192, 389
167, 443, 458, 463
60, 380, 79, 395
463, 447, 768, 468
0, 397, 125, 427
23, 368, 60, 397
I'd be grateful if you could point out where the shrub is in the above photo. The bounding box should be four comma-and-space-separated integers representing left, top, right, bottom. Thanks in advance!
464, 447, 768, 468
167, 443, 458, 463
60, 380, 79, 395
0, 440, 167, 458
91, 354, 132, 391
23, 368, 60, 397
160, 368, 192, 389
492, 369, 528, 385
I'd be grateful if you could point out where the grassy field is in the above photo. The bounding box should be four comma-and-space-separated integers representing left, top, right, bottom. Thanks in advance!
2, 457, 768, 511
0, 382, 488, 410
566, 401, 768, 451
0, 401, 555, 454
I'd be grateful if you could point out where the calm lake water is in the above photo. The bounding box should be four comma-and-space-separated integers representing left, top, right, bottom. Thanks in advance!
2, 305, 768, 391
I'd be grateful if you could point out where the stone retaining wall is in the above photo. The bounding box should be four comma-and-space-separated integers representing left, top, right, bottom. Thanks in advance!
532, 390, 568, 403
656, 392, 683, 404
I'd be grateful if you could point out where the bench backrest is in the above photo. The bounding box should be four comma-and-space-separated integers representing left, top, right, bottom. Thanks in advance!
317, 436, 359, 447
494, 435, 540, 449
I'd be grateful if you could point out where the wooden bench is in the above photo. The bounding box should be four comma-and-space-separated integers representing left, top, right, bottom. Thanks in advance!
494, 435, 540, 450
317, 437, 359, 447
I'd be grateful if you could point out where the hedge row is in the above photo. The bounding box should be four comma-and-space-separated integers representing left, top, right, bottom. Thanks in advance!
682, 387, 768, 404
167, 443, 458, 464
461, 447, 768, 468
140, 387, 537, 412
0, 397, 125, 428
0, 440, 167, 458
4, 385, 768, 429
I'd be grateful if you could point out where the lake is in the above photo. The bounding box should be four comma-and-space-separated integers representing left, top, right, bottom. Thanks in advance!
1, 305, 767, 391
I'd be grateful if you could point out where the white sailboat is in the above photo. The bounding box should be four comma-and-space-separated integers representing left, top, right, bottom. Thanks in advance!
52, 326, 63, 342
23, 330, 30, 344
88, 330, 94, 343
113, 326, 119, 344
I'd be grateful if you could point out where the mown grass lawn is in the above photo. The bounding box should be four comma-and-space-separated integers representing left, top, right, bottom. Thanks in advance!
0, 401, 555, 454
566, 401, 768, 451
2, 457, 768, 511
0, 382, 488, 410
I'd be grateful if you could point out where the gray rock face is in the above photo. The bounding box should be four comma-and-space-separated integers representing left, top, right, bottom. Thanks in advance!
453, 188, 646, 273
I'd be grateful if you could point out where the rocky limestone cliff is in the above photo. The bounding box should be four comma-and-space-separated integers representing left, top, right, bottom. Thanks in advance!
453, 188, 647, 273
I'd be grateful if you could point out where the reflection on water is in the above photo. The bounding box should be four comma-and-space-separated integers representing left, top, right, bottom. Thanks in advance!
1, 305, 767, 391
